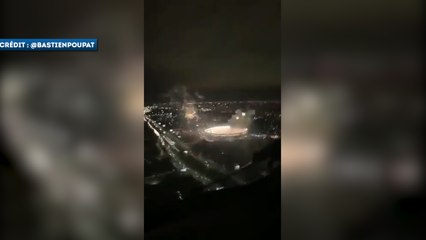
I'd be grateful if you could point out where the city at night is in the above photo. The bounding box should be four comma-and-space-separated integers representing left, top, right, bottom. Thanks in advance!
145, 99, 280, 201
1, 0, 421, 239
144, 0, 281, 238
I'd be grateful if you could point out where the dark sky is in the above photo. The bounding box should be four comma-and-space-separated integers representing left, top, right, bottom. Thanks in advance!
145, 0, 281, 103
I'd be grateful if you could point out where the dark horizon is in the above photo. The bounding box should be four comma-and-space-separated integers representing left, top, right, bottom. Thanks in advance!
144, 86, 281, 105
145, 0, 281, 104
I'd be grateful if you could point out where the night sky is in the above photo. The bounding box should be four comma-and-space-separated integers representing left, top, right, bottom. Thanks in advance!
145, 0, 281, 103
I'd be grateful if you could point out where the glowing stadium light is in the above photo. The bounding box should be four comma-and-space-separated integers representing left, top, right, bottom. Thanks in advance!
202, 125, 248, 141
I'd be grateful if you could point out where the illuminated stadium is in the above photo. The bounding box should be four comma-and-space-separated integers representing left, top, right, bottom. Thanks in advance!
201, 125, 248, 142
